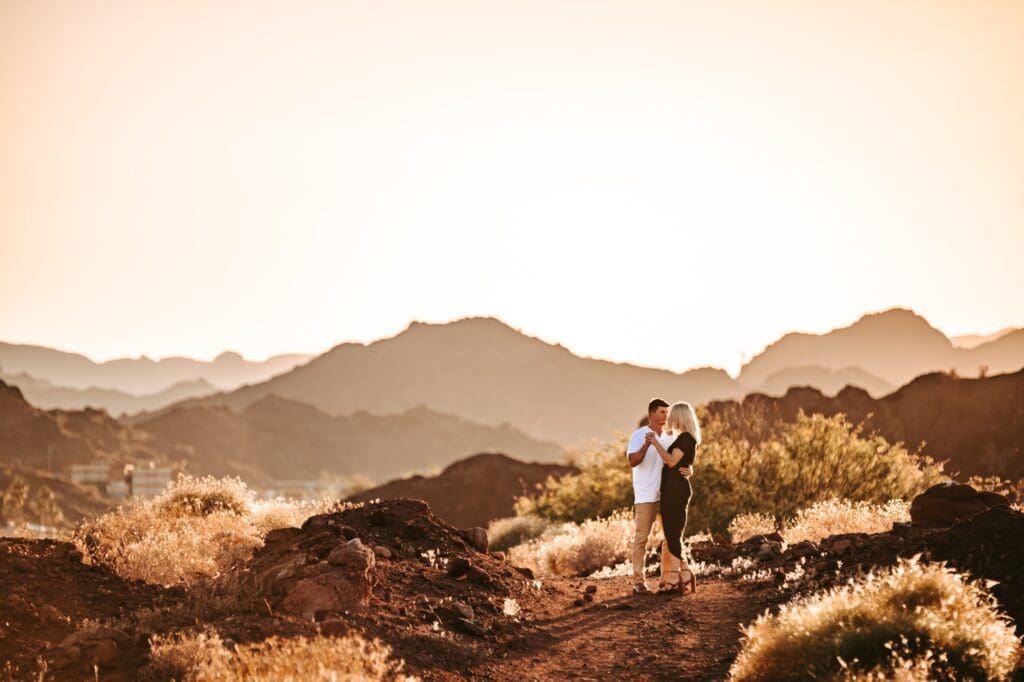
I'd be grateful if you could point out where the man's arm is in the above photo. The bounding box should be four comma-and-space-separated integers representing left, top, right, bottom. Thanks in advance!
626, 432, 652, 467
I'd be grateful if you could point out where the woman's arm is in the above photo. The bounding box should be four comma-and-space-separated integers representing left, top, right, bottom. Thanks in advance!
652, 438, 686, 467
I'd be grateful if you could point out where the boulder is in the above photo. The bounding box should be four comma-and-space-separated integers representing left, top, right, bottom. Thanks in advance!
910, 482, 1009, 528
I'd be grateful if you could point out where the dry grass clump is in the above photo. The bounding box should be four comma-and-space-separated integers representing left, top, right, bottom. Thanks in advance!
728, 512, 778, 543
728, 499, 912, 546
509, 510, 655, 578
781, 499, 910, 545
729, 557, 1020, 681
487, 514, 553, 552
146, 629, 414, 681
76, 475, 338, 586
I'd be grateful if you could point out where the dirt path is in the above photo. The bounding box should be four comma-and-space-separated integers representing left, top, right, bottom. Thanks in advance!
472, 576, 778, 681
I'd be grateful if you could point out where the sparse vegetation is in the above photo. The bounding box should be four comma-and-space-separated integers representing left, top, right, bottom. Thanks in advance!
514, 437, 632, 524
729, 499, 912, 545
729, 557, 1020, 681
728, 512, 778, 544
691, 410, 942, 534
511, 411, 942, 536
146, 629, 414, 681
76, 475, 340, 586
487, 514, 553, 552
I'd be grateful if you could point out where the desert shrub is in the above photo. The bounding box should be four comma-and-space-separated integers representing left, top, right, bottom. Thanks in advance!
515, 437, 632, 524
728, 512, 778, 543
487, 514, 553, 552
690, 410, 943, 534
76, 475, 338, 586
781, 499, 910, 545
155, 476, 253, 516
729, 557, 1020, 681
146, 629, 413, 681
509, 510, 663, 578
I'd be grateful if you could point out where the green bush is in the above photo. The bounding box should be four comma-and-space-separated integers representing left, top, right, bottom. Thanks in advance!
513, 410, 944, 535
514, 437, 632, 524
690, 410, 944, 533
487, 514, 553, 552
729, 557, 1020, 681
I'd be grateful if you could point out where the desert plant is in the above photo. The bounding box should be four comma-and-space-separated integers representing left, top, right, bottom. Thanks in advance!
515, 437, 632, 524
145, 629, 414, 681
728, 512, 778, 543
780, 498, 910, 545
690, 410, 943, 534
507, 510, 664, 578
729, 557, 1020, 681
76, 475, 338, 586
487, 514, 553, 552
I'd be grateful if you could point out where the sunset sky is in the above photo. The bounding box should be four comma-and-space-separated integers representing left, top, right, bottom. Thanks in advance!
2, 0, 1022, 375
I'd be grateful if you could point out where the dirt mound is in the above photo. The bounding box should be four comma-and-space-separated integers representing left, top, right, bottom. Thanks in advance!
0, 538, 172, 679
708, 367, 1024, 479
347, 453, 577, 527
239, 498, 544, 675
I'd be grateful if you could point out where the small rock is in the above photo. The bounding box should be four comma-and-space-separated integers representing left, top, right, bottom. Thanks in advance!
573, 598, 585, 607
585, 585, 598, 594
373, 545, 393, 559
453, 601, 475, 620
490, 551, 506, 561
455, 618, 486, 637
610, 603, 632, 611
583, 593, 594, 603
327, 538, 375, 572
466, 565, 492, 585
338, 526, 359, 540
514, 566, 535, 580
831, 539, 852, 555
301, 515, 330, 532
319, 619, 349, 637
464, 527, 490, 554
92, 638, 119, 667
447, 558, 471, 578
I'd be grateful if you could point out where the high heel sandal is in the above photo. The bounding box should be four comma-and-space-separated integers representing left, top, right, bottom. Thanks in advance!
679, 568, 697, 595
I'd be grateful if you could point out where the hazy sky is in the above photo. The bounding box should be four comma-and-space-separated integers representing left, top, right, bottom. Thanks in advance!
2, 0, 1022, 375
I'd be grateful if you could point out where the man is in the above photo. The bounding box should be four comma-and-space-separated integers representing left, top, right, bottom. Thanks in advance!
626, 398, 675, 594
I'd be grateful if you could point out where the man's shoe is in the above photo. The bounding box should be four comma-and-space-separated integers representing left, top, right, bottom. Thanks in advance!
632, 583, 652, 595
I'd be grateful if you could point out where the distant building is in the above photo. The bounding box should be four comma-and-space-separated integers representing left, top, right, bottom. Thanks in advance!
131, 466, 174, 498
70, 463, 111, 485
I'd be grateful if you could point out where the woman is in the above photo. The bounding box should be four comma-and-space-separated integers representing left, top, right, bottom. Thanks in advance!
649, 401, 701, 595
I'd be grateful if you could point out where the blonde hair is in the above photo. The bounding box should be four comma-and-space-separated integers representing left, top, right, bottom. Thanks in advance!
667, 402, 702, 444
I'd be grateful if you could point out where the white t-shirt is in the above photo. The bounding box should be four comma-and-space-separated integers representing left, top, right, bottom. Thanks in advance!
626, 426, 674, 504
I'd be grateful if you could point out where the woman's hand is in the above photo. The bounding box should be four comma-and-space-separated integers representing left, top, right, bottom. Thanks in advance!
678, 465, 693, 478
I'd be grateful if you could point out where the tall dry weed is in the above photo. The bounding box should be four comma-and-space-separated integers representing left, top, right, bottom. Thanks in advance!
146, 629, 413, 681
76, 475, 339, 586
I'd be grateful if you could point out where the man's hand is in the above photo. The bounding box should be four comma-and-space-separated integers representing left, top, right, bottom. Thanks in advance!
678, 465, 693, 478
643, 432, 657, 448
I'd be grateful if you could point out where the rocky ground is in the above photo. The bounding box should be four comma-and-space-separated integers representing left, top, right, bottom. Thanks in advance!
2, 497, 1023, 680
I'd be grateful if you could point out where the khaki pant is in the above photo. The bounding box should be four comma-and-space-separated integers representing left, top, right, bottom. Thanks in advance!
632, 502, 687, 586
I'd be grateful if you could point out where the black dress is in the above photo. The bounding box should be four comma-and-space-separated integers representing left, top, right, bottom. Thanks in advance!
660, 432, 696, 563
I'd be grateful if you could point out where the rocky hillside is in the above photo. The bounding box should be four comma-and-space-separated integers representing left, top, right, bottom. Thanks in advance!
708, 367, 1024, 480
0, 380, 165, 472
132, 396, 564, 484
347, 453, 576, 527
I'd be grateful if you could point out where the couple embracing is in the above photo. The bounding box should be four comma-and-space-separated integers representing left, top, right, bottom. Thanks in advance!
627, 398, 701, 595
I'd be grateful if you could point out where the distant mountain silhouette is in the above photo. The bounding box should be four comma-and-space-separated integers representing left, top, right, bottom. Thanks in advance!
0, 370, 216, 415
708, 368, 1024, 480
750, 366, 895, 398
347, 453, 576, 527
738, 309, 1024, 390
951, 327, 1019, 349
132, 394, 564, 483
150, 317, 742, 444
0, 380, 167, 472
0, 343, 311, 395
